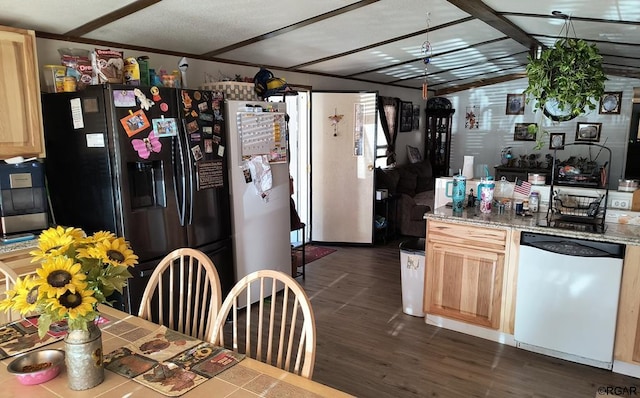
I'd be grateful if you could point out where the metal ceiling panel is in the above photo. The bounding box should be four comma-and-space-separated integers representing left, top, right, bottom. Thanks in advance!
214, 0, 469, 67
507, 15, 640, 45
300, 19, 505, 76
83, 0, 358, 55
0, 0, 135, 33
482, 0, 640, 21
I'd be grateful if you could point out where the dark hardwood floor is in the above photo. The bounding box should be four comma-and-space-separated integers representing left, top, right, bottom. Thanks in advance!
296, 238, 639, 398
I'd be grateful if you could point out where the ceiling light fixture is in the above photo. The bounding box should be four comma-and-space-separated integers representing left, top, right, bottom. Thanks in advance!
421, 12, 432, 100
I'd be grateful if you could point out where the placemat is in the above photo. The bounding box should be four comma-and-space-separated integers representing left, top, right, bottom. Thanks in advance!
104, 325, 244, 397
0, 316, 109, 360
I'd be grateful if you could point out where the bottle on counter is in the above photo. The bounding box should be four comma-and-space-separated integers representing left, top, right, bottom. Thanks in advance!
530, 191, 539, 212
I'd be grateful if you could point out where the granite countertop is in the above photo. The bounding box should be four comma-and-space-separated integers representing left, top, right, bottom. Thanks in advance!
0, 239, 38, 255
426, 206, 640, 246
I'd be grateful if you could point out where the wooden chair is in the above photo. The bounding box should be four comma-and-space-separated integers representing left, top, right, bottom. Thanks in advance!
138, 248, 222, 341
0, 260, 20, 323
210, 270, 316, 378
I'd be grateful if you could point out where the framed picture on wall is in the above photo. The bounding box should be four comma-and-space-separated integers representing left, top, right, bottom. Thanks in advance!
514, 123, 536, 141
506, 93, 525, 115
399, 101, 413, 132
412, 104, 420, 130
599, 92, 622, 114
549, 133, 565, 150
575, 122, 602, 142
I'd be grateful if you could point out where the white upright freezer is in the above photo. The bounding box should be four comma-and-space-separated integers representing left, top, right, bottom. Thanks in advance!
225, 100, 291, 307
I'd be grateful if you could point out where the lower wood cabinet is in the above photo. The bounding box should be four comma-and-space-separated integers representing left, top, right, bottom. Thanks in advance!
424, 221, 508, 329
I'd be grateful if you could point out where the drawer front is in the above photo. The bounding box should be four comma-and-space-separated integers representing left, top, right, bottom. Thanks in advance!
427, 220, 507, 251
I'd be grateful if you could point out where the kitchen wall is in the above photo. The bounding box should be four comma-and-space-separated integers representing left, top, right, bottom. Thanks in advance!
444, 76, 640, 185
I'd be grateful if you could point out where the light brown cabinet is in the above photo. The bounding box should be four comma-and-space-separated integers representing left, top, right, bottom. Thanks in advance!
614, 245, 640, 364
424, 221, 510, 329
0, 25, 44, 158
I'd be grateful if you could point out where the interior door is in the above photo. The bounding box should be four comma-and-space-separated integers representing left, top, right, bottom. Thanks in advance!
311, 91, 376, 244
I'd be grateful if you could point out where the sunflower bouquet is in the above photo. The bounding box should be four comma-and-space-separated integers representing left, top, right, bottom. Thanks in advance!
0, 226, 138, 337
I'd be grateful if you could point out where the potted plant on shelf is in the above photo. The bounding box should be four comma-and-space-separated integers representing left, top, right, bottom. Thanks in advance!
524, 36, 607, 149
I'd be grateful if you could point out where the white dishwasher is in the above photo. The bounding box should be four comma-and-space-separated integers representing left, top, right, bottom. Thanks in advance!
514, 232, 624, 369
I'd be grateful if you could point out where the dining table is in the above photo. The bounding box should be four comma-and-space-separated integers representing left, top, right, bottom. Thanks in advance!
0, 304, 354, 397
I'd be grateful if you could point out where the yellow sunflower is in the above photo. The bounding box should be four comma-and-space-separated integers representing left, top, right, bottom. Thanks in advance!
80, 231, 116, 246
47, 288, 97, 320
0, 275, 41, 315
37, 256, 87, 298
29, 226, 85, 262
91, 237, 139, 268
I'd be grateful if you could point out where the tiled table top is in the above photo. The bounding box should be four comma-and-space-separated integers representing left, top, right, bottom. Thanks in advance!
0, 305, 353, 398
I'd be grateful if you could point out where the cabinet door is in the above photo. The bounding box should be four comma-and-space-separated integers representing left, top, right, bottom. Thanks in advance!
425, 242, 504, 329
0, 26, 44, 157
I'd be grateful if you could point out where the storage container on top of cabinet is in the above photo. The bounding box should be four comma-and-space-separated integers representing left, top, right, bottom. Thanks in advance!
0, 26, 44, 158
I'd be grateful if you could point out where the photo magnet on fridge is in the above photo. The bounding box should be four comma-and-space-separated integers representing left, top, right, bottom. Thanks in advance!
191, 145, 203, 161
121, 109, 150, 137
113, 90, 136, 107
152, 118, 178, 137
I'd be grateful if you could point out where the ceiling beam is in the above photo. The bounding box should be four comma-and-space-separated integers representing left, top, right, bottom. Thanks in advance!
64, 0, 161, 37
446, 0, 543, 53
202, 0, 379, 58
434, 73, 527, 95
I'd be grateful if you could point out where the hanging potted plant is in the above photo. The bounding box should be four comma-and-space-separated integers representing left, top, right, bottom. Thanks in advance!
524, 32, 607, 149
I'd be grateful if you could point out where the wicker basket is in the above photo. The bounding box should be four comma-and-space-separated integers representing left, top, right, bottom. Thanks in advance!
200, 81, 259, 101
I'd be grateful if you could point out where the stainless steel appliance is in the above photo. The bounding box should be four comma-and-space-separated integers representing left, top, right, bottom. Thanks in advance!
0, 161, 48, 235
41, 84, 233, 314
515, 232, 624, 369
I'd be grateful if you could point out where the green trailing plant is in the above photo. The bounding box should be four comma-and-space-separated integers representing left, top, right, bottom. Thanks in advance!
524, 38, 606, 115
524, 37, 606, 149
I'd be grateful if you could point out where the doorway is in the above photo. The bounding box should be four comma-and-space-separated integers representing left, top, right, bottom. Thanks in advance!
268, 90, 310, 245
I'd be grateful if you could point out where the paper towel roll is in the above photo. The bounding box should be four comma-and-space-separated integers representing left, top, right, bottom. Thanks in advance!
462, 156, 474, 180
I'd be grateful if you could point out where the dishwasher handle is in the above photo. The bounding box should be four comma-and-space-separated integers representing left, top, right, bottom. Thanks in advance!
521, 232, 625, 259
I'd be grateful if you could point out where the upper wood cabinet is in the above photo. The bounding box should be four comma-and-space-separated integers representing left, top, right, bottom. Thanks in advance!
0, 26, 44, 158
424, 221, 508, 329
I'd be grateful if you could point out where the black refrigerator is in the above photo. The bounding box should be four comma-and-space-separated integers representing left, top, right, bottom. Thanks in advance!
41, 84, 233, 314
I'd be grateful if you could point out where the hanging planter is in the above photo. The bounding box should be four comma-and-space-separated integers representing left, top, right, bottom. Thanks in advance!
524, 37, 607, 122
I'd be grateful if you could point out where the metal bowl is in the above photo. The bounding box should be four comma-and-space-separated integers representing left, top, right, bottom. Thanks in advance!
7, 349, 65, 385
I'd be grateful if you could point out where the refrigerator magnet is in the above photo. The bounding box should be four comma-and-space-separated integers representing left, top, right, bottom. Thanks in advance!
204, 139, 213, 153
197, 101, 208, 112
121, 109, 151, 137
150, 86, 161, 102
133, 88, 154, 111
152, 117, 178, 137
217, 144, 225, 157
160, 102, 169, 112
202, 126, 213, 135
191, 145, 203, 161
186, 120, 199, 134
199, 113, 214, 122
193, 91, 201, 101
190, 133, 201, 142
113, 90, 136, 107
182, 91, 193, 109
132, 131, 162, 159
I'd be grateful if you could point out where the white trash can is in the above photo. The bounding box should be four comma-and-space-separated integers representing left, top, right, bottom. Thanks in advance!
399, 238, 426, 317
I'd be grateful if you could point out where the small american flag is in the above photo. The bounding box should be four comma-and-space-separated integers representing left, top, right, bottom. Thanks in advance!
514, 179, 532, 197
